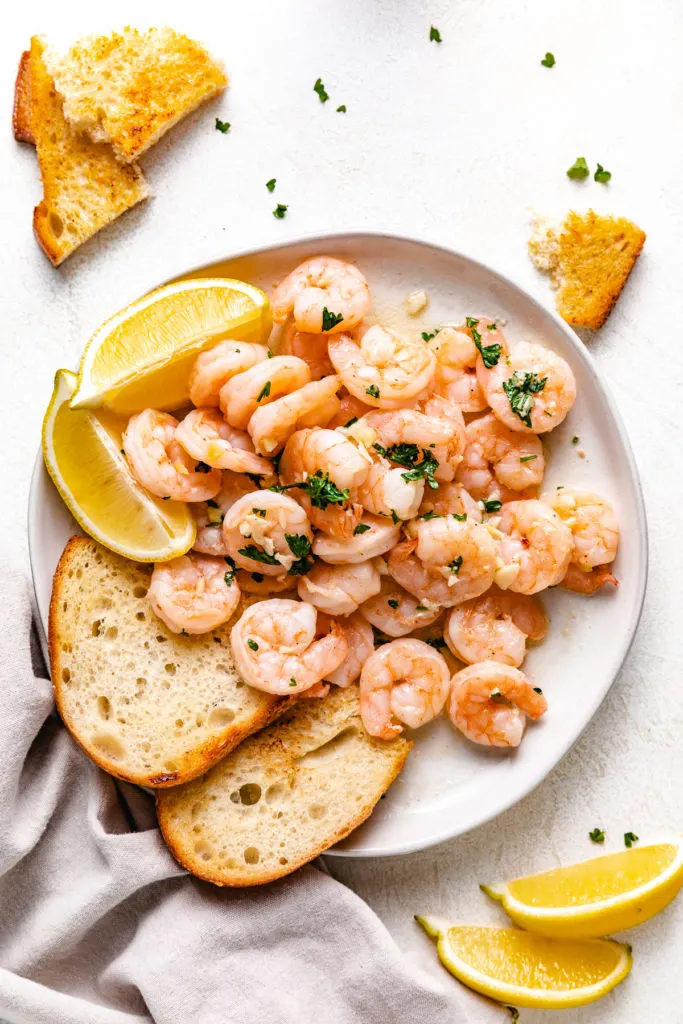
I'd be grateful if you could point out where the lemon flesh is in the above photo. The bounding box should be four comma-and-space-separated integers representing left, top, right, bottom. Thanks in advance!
43, 370, 195, 562
482, 840, 683, 938
71, 278, 271, 414
416, 918, 631, 1009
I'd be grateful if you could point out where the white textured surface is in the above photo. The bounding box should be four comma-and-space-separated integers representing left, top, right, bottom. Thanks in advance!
2, 0, 682, 1019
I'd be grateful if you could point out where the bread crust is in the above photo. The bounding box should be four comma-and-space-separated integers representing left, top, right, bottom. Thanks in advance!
49, 536, 291, 787
13, 50, 34, 143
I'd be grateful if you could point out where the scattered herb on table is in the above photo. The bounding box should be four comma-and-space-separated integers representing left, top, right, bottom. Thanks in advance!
594, 163, 612, 184
540, 52, 555, 68
273, 204, 288, 219
572, 435, 580, 445
624, 831, 639, 848
336, 104, 347, 113
215, 118, 231, 133
429, 26, 442, 43
589, 827, 605, 844
313, 78, 329, 103
567, 156, 590, 180
266, 178, 277, 192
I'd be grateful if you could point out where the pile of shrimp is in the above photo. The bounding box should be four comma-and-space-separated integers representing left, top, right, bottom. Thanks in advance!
124, 256, 620, 751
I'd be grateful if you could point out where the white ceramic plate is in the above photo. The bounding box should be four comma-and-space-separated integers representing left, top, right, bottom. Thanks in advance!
28, 232, 647, 858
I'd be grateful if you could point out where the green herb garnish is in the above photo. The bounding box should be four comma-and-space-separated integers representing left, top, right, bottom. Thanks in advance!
465, 317, 479, 328
344, 416, 358, 428
313, 78, 329, 103
540, 52, 555, 67
481, 499, 502, 513
452, 512, 467, 521
257, 381, 271, 402
589, 827, 605, 844
321, 307, 344, 332
374, 442, 439, 490
273, 204, 288, 219
390, 510, 400, 525
448, 555, 463, 576
247, 639, 259, 651
421, 511, 443, 520
354, 523, 371, 535
594, 163, 611, 184
336, 104, 347, 113
238, 545, 281, 566
388, 599, 399, 609
519, 454, 538, 463
429, 26, 442, 42
252, 507, 267, 518
502, 371, 547, 427
567, 156, 590, 180
572, 435, 580, 444
366, 385, 380, 399
266, 178, 277, 192
421, 328, 440, 342
292, 470, 350, 510
215, 118, 231, 133
472, 326, 502, 368
624, 832, 639, 848
289, 677, 298, 687
285, 533, 314, 575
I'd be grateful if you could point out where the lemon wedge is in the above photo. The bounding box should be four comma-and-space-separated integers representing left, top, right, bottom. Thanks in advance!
481, 839, 683, 938
43, 370, 195, 561
70, 278, 271, 414
415, 917, 631, 1009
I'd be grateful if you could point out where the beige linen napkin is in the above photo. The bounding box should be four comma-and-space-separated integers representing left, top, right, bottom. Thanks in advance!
0, 556, 504, 1024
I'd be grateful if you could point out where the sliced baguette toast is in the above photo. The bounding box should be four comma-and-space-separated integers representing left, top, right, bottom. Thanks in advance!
45, 27, 227, 163
28, 36, 149, 266
529, 210, 646, 329
157, 686, 412, 886
49, 537, 290, 787
13, 50, 34, 143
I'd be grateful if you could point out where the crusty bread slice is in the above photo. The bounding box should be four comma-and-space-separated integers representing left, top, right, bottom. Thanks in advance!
49, 537, 290, 788
45, 27, 227, 163
13, 50, 34, 143
157, 687, 412, 886
28, 36, 149, 267
529, 210, 646, 329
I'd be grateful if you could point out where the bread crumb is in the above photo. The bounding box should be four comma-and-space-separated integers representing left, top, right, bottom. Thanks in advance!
404, 290, 429, 316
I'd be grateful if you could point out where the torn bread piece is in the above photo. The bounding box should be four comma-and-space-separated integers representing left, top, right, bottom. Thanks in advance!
45, 27, 227, 163
13, 50, 34, 143
529, 210, 646, 330
27, 36, 149, 266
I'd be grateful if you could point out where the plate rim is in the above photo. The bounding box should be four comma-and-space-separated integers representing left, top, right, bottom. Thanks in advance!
28, 229, 649, 858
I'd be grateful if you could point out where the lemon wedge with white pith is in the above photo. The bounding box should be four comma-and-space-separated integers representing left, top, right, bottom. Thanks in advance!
70, 278, 271, 414
416, 918, 631, 1009
43, 370, 195, 562
481, 839, 683, 938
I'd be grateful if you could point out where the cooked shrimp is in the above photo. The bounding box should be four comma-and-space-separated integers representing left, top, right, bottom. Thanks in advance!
223, 490, 312, 576
560, 563, 618, 595
313, 514, 400, 564
192, 471, 255, 556
236, 571, 297, 596
328, 325, 436, 409
359, 638, 451, 739
360, 578, 442, 637
188, 341, 270, 407
477, 339, 576, 434
445, 587, 547, 668
419, 481, 482, 522
448, 662, 547, 747
354, 458, 424, 521
541, 489, 619, 569
175, 408, 273, 475
320, 611, 375, 688
271, 256, 371, 334
430, 323, 488, 413
280, 427, 371, 492
248, 376, 342, 455
456, 413, 544, 502
219, 356, 312, 430
279, 320, 336, 379
360, 396, 466, 483
231, 599, 348, 694
387, 539, 469, 609
496, 499, 573, 594
326, 393, 375, 429
148, 553, 240, 634
297, 560, 381, 616
415, 516, 498, 603
123, 409, 222, 502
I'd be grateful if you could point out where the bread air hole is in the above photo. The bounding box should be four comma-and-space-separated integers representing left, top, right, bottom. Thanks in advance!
194, 839, 215, 861
96, 695, 111, 721
133, 585, 148, 598
136, 612, 145, 621
308, 803, 327, 820
105, 626, 118, 640
49, 212, 64, 237
164, 663, 176, 675
297, 726, 359, 767
279, 857, 288, 865
207, 706, 235, 728
265, 782, 289, 805
239, 783, 261, 805
91, 619, 103, 637
243, 847, 260, 865
61, 668, 71, 684
92, 733, 125, 760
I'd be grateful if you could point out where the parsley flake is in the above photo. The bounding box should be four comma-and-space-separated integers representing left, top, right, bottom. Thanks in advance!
344, 416, 358, 428
519, 454, 538, 463
505, 1009, 520, 1023
421, 328, 441, 342
388, 599, 399, 609
354, 523, 371, 535
288, 470, 350, 510
567, 156, 590, 180
336, 104, 347, 113
321, 307, 344, 332
415, 605, 428, 611
594, 163, 612, 184
487, 322, 498, 330
273, 204, 288, 219
194, 461, 212, 473
247, 639, 259, 651
266, 178, 277, 192
290, 677, 298, 687
624, 831, 639, 848
252, 507, 267, 518
257, 381, 271, 402
465, 317, 480, 328
452, 512, 467, 521
448, 555, 463, 576
502, 371, 547, 427
481, 499, 502, 513
366, 384, 380, 399
540, 52, 555, 68
572, 435, 580, 444
390, 509, 400, 525
473, 329, 502, 368
589, 827, 605, 844
429, 26, 442, 42
285, 533, 314, 575
375, 442, 439, 490
215, 118, 231, 133
421, 511, 443, 521
238, 545, 281, 566
313, 78, 329, 103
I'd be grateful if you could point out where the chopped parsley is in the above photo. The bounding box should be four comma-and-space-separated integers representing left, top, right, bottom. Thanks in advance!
354, 523, 371, 535
247, 639, 259, 651
487, 322, 498, 330
572, 435, 580, 444
313, 78, 329, 103
624, 831, 639, 848
194, 461, 212, 473
465, 317, 479, 328
502, 371, 547, 427
415, 605, 428, 611
421, 511, 443, 520
288, 470, 350, 510
374, 442, 439, 490
238, 545, 281, 565
567, 156, 590, 180
336, 104, 347, 113
472, 326, 502, 368
425, 637, 447, 649
505, 1008, 520, 1023
289, 678, 298, 687
344, 416, 359, 428
421, 328, 441, 342
285, 533, 314, 575
252, 507, 267, 518
589, 827, 605, 844
594, 163, 611, 184
223, 557, 237, 588
266, 178, 277, 192
215, 118, 231, 133
519, 454, 538, 463
390, 509, 400, 525
257, 381, 272, 402
321, 307, 344, 332
388, 599, 399, 609
452, 512, 467, 521
273, 204, 288, 219
448, 555, 463, 576
540, 52, 555, 67
481, 499, 502, 513
366, 384, 380, 399
429, 25, 442, 42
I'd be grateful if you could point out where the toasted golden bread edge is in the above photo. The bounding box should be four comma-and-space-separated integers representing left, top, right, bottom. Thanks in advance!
13, 50, 34, 143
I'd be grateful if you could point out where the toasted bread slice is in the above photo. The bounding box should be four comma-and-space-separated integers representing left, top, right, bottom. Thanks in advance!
49, 537, 290, 788
45, 27, 227, 163
157, 687, 412, 886
28, 37, 149, 267
529, 210, 646, 329
13, 50, 34, 143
